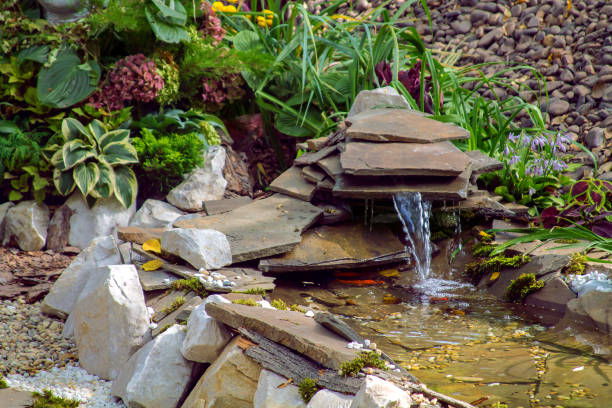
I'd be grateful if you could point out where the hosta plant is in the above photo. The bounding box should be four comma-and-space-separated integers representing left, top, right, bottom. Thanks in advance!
46, 118, 139, 208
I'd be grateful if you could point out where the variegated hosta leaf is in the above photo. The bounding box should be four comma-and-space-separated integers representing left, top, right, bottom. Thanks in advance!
73, 161, 100, 197
53, 168, 76, 196
90, 162, 114, 199
50, 149, 66, 171
100, 141, 139, 165
99, 129, 130, 152
62, 139, 96, 170
87, 119, 107, 146
62, 118, 93, 144
113, 165, 137, 208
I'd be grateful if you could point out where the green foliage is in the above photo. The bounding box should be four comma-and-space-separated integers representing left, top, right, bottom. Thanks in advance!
339, 351, 387, 377
232, 298, 259, 306
298, 378, 319, 403
154, 52, 180, 105
46, 117, 139, 208
270, 298, 288, 310
132, 128, 204, 195
30, 390, 80, 408
171, 277, 207, 297
505, 273, 544, 303
465, 255, 530, 284
0, 375, 7, 389
565, 253, 587, 275
145, 0, 189, 43
238, 288, 267, 295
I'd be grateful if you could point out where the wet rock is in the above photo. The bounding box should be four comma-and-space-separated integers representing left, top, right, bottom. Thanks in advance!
73, 264, 150, 380
167, 146, 227, 212
253, 370, 305, 408
161, 228, 232, 270
2, 201, 49, 251
347, 87, 410, 118
307, 389, 353, 408
112, 324, 194, 408
350, 375, 411, 408
129, 199, 185, 229
66, 192, 135, 249
41, 235, 121, 319
525, 276, 576, 313
564, 290, 612, 334
181, 336, 262, 408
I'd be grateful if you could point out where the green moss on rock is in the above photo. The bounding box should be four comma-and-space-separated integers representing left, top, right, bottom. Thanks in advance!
31, 390, 79, 408
505, 273, 544, 303
465, 254, 530, 284
565, 253, 587, 275
298, 378, 319, 403
339, 351, 387, 377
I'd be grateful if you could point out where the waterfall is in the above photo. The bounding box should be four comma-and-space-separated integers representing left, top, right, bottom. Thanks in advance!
393, 192, 432, 279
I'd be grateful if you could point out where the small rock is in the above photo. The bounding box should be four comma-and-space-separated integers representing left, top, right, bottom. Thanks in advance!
585, 127, 605, 148
350, 375, 412, 408
2, 201, 50, 251
546, 98, 570, 115
129, 199, 185, 229
161, 228, 232, 270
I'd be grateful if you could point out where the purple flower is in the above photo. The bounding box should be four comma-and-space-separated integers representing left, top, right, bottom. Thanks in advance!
508, 132, 519, 143
509, 155, 520, 165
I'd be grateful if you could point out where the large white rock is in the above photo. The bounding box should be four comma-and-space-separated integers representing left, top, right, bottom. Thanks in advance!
347, 87, 410, 118
41, 235, 121, 319
112, 324, 194, 408
66, 192, 136, 249
307, 390, 353, 408
0, 201, 15, 243
167, 146, 227, 211
181, 295, 233, 363
254, 370, 305, 408
161, 228, 231, 270
181, 336, 262, 408
129, 199, 185, 229
2, 200, 49, 251
350, 376, 412, 408
73, 264, 150, 380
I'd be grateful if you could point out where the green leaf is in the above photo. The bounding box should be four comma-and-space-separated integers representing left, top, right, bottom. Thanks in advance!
90, 162, 114, 199
99, 129, 130, 152
17, 45, 50, 64
32, 175, 49, 191
73, 161, 100, 196
150, 0, 187, 25
50, 149, 66, 171
232, 30, 261, 51
53, 168, 76, 196
87, 119, 107, 144
145, 6, 189, 44
113, 166, 137, 208
37, 49, 101, 108
62, 140, 96, 170
100, 142, 139, 165
0, 120, 20, 134
8, 190, 23, 201
62, 117, 91, 143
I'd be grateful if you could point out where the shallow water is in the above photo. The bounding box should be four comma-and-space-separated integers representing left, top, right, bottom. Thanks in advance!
270, 239, 612, 408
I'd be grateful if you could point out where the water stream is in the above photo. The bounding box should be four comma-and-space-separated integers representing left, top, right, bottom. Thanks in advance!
393, 192, 432, 280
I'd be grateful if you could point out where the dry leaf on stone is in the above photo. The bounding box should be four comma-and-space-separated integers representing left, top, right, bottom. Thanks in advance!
143, 259, 163, 271
142, 238, 161, 253
277, 378, 293, 388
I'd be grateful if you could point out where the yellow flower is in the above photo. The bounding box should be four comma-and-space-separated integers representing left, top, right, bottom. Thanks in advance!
263, 9, 274, 15
211, 1, 223, 12
226, 0, 238, 3
223, 4, 237, 12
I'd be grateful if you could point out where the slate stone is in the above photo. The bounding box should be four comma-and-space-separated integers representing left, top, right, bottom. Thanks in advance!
316, 178, 335, 193
259, 223, 408, 273
302, 166, 328, 183
137, 266, 180, 291
174, 194, 323, 263
0, 389, 33, 408
294, 145, 337, 166
345, 109, 469, 143
270, 166, 317, 202
340, 141, 470, 177
307, 136, 330, 151
333, 166, 472, 200
316, 154, 343, 181
117, 226, 164, 245
465, 150, 503, 174
206, 302, 357, 370
203, 196, 253, 215
346, 87, 410, 118
149, 291, 197, 323
152, 296, 203, 337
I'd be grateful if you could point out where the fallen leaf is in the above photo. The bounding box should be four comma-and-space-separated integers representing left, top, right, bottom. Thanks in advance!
383, 294, 400, 304
490, 271, 500, 281
277, 378, 293, 388
470, 396, 489, 405
142, 259, 163, 271
142, 238, 161, 253
379, 269, 399, 277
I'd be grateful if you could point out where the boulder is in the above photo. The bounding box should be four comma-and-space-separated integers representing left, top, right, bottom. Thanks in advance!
129, 199, 185, 229
564, 290, 612, 334
41, 235, 121, 319
73, 264, 150, 380
347, 87, 410, 118
350, 376, 412, 408
181, 337, 262, 408
0, 201, 15, 243
66, 192, 135, 249
253, 370, 305, 408
181, 295, 233, 363
307, 390, 353, 408
525, 276, 576, 313
161, 228, 232, 270
112, 324, 194, 408
2, 200, 49, 251
167, 146, 227, 211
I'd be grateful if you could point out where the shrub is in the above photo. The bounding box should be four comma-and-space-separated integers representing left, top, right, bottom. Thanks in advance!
132, 128, 205, 195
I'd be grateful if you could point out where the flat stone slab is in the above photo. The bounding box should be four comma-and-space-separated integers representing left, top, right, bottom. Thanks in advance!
340, 141, 470, 177
307, 135, 329, 151
117, 226, 164, 245
333, 166, 472, 200
0, 389, 34, 408
137, 267, 180, 291
345, 109, 469, 143
174, 194, 323, 263
203, 197, 253, 215
259, 222, 409, 273
270, 166, 316, 202
152, 295, 203, 337
294, 145, 337, 166
316, 154, 343, 181
302, 165, 328, 183
465, 150, 503, 174
206, 302, 357, 369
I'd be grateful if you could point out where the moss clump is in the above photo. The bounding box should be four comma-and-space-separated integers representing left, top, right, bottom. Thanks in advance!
565, 253, 587, 275
339, 351, 387, 377
31, 390, 80, 408
465, 255, 530, 284
158, 323, 172, 334
162, 296, 186, 314
271, 298, 288, 310
472, 242, 497, 258
170, 278, 207, 297
0, 375, 7, 389
238, 288, 267, 295
505, 273, 544, 303
290, 304, 304, 312
232, 298, 259, 307
298, 378, 319, 403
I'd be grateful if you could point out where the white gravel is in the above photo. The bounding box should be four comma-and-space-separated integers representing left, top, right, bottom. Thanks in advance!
5, 364, 125, 408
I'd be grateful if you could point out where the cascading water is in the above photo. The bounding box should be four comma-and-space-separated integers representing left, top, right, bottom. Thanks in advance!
392, 192, 432, 279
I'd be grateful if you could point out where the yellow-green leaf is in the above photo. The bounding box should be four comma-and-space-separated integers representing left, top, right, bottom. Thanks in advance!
379, 269, 399, 277
143, 259, 163, 271
490, 271, 500, 281
142, 238, 161, 253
